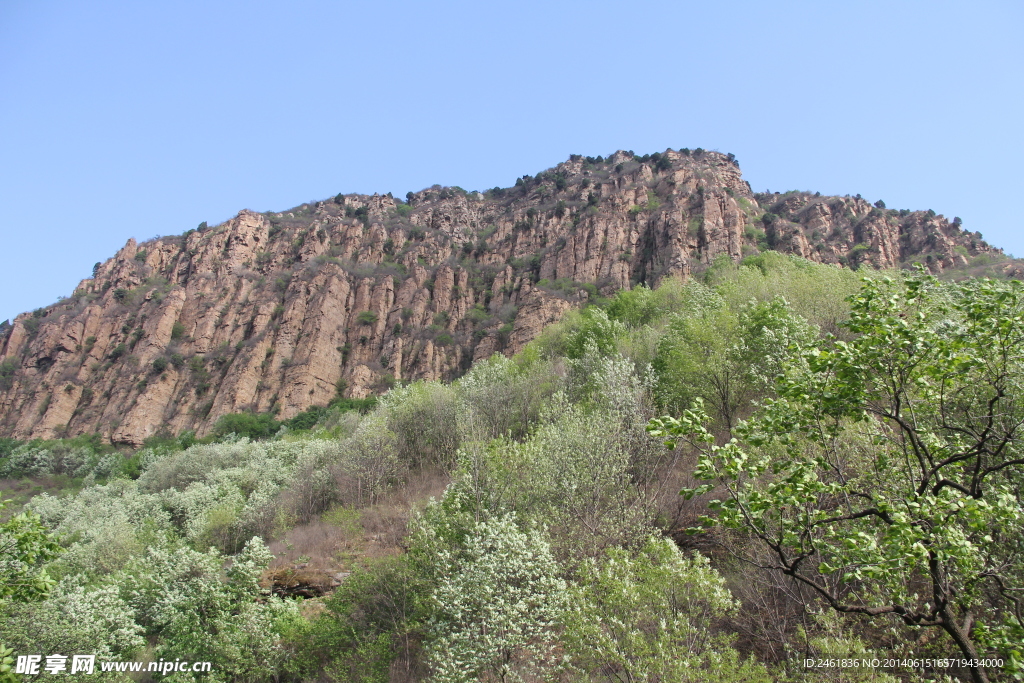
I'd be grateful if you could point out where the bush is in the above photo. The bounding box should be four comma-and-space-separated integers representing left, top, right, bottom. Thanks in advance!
284, 555, 424, 681
0, 359, 16, 390
562, 537, 768, 681
418, 512, 567, 682
357, 310, 378, 326
328, 396, 377, 413
382, 382, 460, 469
213, 412, 280, 440
283, 405, 330, 431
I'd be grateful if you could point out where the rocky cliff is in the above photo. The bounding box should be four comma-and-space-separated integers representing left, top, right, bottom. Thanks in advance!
0, 149, 1002, 444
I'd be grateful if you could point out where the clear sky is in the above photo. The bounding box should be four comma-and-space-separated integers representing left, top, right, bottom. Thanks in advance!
1, 0, 1021, 323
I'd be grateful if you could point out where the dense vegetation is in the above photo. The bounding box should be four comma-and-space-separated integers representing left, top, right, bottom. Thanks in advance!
2, 253, 1022, 682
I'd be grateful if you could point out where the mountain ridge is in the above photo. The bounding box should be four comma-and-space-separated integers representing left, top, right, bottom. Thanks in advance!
0, 148, 1008, 445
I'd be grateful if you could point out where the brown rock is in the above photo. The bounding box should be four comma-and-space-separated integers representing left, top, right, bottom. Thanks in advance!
0, 151, 1001, 444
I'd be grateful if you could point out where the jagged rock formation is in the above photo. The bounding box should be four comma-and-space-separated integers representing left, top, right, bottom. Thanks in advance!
0, 149, 1002, 444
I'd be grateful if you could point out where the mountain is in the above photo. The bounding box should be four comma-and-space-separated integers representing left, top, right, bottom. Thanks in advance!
0, 149, 1005, 445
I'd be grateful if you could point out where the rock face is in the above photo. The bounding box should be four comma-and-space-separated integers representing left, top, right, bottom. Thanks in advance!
0, 150, 1001, 444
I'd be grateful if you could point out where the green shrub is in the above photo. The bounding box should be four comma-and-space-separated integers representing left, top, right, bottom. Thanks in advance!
0, 359, 16, 390
283, 555, 422, 681
282, 405, 329, 431
328, 396, 377, 413
170, 321, 185, 340
562, 537, 768, 681
357, 310, 378, 326
212, 412, 280, 440
466, 303, 489, 324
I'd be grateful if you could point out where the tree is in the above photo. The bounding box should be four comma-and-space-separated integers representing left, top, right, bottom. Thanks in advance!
418, 512, 567, 682
0, 499, 63, 682
561, 536, 769, 682
213, 411, 280, 440
654, 295, 814, 433
0, 500, 61, 605
649, 273, 1024, 683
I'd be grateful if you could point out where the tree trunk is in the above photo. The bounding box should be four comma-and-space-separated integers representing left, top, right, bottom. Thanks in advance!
939, 605, 988, 683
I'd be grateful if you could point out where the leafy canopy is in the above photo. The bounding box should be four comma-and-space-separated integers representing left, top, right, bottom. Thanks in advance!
650, 272, 1024, 682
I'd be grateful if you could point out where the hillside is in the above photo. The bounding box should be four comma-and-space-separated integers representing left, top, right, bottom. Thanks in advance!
0, 148, 1005, 445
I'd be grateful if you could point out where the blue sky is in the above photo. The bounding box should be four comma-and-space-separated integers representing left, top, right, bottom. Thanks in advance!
1, 0, 1021, 322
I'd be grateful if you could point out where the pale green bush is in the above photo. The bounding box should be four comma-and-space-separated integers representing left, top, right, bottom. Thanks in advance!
30, 479, 172, 576
136, 438, 303, 494
562, 536, 769, 681
380, 381, 461, 469
120, 537, 298, 678
0, 443, 95, 477
420, 514, 567, 683
455, 353, 559, 441
1, 579, 144, 663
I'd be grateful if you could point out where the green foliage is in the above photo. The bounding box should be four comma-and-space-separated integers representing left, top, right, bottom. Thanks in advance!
0, 438, 20, 459
328, 395, 378, 413
1, 581, 145, 663
654, 293, 815, 431
108, 342, 127, 360
710, 251, 865, 335
170, 320, 186, 340
213, 412, 280, 441
0, 500, 62, 605
284, 555, 424, 682
416, 511, 567, 682
532, 307, 625, 360
357, 310, 378, 325
0, 434, 113, 480
283, 405, 330, 431
0, 643, 13, 683
455, 353, 556, 442
688, 215, 703, 237
450, 354, 664, 561
650, 272, 1024, 679
562, 536, 769, 681
604, 278, 687, 328
120, 537, 298, 675
0, 359, 15, 391
382, 381, 461, 469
